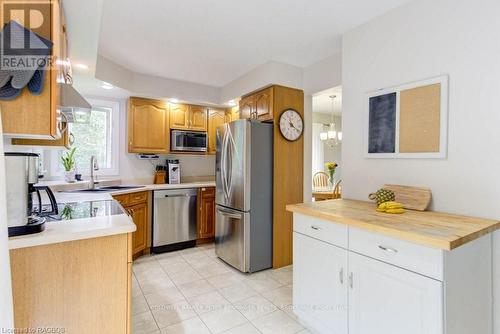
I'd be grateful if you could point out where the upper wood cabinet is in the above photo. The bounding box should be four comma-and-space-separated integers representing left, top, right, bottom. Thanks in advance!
239, 86, 274, 122
170, 104, 208, 131
198, 187, 216, 240
227, 106, 240, 121
255, 87, 273, 121
190, 105, 209, 131
0, 0, 65, 139
208, 108, 229, 154
128, 97, 169, 154
11, 122, 72, 149
239, 95, 254, 120
169, 103, 190, 129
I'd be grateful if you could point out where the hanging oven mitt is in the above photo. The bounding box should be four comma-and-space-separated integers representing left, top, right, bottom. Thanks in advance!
0, 20, 53, 99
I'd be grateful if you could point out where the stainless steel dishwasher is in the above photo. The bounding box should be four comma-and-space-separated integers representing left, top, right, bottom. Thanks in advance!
152, 188, 198, 253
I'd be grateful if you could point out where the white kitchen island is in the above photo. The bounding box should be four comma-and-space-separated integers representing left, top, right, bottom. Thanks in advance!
287, 199, 500, 334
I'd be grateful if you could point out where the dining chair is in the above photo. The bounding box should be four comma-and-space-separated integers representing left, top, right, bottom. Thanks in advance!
333, 179, 342, 199
313, 172, 330, 188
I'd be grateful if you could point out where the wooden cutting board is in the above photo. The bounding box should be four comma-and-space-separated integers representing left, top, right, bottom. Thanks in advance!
383, 184, 432, 211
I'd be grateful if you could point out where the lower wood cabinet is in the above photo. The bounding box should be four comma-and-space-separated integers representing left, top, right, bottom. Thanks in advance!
113, 191, 149, 258
128, 203, 148, 255
10, 233, 131, 333
197, 187, 215, 242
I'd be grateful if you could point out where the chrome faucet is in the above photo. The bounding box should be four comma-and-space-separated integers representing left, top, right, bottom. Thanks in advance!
89, 155, 99, 189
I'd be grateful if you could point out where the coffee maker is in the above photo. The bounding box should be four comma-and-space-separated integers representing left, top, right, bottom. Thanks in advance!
5, 153, 58, 237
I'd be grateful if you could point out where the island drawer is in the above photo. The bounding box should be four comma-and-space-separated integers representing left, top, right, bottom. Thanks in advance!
129, 191, 148, 205
293, 213, 348, 248
349, 227, 444, 280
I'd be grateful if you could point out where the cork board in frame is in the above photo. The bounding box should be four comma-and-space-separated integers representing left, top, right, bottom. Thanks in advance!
399, 83, 441, 153
364, 75, 448, 159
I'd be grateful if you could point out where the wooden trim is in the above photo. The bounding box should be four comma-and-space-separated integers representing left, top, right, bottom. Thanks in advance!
272, 85, 304, 268
10, 234, 129, 332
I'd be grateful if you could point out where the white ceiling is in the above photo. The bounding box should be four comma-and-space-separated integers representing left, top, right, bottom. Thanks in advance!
313, 86, 342, 115
98, 0, 412, 87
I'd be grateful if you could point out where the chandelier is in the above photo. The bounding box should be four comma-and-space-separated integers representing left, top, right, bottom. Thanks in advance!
320, 95, 342, 148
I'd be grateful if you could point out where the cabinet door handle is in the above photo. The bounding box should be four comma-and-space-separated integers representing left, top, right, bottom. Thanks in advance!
349, 272, 354, 289
378, 245, 398, 253
310, 225, 321, 230
339, 268, 344, 284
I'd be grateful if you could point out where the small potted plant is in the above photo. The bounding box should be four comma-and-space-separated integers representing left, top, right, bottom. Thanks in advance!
325, 162, 338, 186
61, 147, 77, 183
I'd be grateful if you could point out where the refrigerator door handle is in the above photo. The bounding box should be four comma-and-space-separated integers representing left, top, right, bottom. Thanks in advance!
221, 128, 230, 201
226, 127, 234, 196
217, 207, 243, 220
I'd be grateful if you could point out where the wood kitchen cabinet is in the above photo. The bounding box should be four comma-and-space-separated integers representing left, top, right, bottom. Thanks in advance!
169, 103, 190, 129
227, 105, 240, 121
0, 0, 66, 139
128, 97, 169, 154
190, 105, 209, 131
10, 233, 131, 333
239, 86, 274, 121
239, 94, 255, 120
113, 191, 149, 258
169, 103, 208, 131
197, 187, 215, 243
11, 122, 73, 148
208, 108, 230, 154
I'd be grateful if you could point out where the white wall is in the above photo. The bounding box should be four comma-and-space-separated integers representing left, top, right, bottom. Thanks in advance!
341, 0, 500, 331
303, 53, 342, 95
220, 61, 303, 103
0, 117, 14, 330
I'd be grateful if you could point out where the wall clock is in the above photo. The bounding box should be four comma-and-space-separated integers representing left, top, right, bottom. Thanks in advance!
279, 109, 303, 141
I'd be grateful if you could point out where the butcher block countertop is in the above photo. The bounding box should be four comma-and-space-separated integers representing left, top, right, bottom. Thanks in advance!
286, 199, 500, 250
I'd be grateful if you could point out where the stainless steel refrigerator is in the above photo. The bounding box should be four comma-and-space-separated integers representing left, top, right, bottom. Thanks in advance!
215, 119, 273, 273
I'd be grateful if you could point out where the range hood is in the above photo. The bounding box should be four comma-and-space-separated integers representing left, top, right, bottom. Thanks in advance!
58, 83, 92, 123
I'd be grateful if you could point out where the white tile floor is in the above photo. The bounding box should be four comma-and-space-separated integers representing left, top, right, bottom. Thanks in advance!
132, 243, 310, 334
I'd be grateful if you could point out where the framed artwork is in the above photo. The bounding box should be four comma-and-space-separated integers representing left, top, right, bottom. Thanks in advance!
365, 75, 448, 159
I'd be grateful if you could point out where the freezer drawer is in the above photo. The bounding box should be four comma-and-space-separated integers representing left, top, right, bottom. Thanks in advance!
153, 188, 197, 248
215, 205, 250, 272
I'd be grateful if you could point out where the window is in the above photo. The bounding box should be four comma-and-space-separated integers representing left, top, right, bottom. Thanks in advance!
51, 99, 120, 176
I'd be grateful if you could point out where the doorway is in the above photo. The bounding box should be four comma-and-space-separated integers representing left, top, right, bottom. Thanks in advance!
311, 86, 342, 201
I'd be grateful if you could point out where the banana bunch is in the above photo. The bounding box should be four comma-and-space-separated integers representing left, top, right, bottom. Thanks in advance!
377, 201, 405, 214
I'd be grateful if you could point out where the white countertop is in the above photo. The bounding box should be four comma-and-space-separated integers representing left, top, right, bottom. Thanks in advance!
8, 214, 135, 250
9, 180, 216, 250
54, 181, 216, 203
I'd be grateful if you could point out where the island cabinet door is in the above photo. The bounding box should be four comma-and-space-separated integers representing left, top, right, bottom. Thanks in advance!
293, 232, 348, 334
348, 252, 443, 334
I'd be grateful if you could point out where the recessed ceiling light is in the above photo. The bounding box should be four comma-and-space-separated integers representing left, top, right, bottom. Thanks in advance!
169, 98, 179, 103
74, 63, 89, 70
101, 82, 113, 90
228, 100, 236, 107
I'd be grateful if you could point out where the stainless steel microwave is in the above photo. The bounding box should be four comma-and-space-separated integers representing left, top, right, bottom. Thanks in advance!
171, 130, 207, 152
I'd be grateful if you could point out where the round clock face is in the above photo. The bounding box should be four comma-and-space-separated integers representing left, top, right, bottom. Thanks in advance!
279, 109, 303, 141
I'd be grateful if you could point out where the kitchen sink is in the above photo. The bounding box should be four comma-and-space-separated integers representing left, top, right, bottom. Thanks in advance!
62, 185, 145, 193
99, 185, 145, 190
